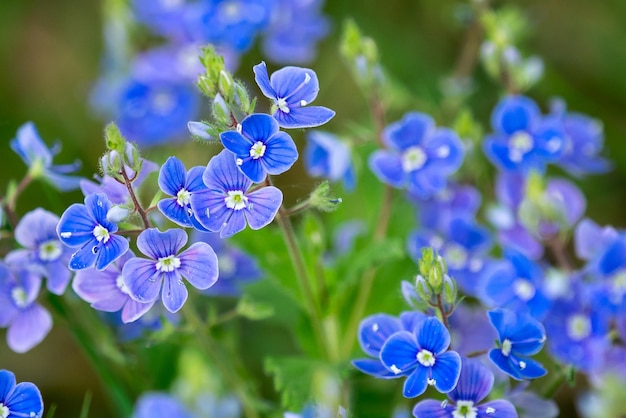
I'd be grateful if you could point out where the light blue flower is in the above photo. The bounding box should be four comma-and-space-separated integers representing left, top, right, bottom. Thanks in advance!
305, 130, 355, 191
0, 369, 44, 418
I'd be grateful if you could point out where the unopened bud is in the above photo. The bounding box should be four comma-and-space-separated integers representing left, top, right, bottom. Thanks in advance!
106, 205, 130, 223
442, 274, 458, 306
415, 274, 432, 301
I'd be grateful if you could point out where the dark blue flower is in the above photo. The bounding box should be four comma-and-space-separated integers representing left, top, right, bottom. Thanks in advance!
190, 150, 283, 238
305, 130, 355, 191
132, 392, 195, 418
369, 112, 464, 198
220, 113, 298, 183
410, 184, 482, 232
380, 317, 462, 398
122, 228, 219, 313
158, 156, 209, 229
253, 61, 335, 129
488, 308, 547, 380
0, 369, 44, 418
56, 193, 129, 271
413, 358, 518, 418
10, 122, 82, 191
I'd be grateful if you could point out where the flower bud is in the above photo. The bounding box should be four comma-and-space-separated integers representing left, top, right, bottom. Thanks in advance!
106, 205, 130, 223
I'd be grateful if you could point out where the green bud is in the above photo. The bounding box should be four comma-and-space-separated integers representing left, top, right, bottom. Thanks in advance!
442, 274, 458, 306
104, 122, 126, 154
106, 205, 130, 223
234, 82, 253, 114
218, 70, 234, 101
124, 142, 143, 179
197, 46, 226, 98
100, 150, 123, 180
427, 263, 443, 293
211, 93, 231, 125
415, 274, 432, 302
309, 181, 342, 212
418, 247, 435, 277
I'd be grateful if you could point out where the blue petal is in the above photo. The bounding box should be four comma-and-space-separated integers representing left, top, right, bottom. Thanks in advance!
403, 366, 429, 398
220, 211, 247, 238
262, 131, 298, 176
399, 311, 427, 333
514, 355, 547, 380
487, 309, 545, 355
489, 349, 522, 380
352, 358, 401, 379
95, 235, 129, 271
188, 121, 213, 140
6, 381, 44, 417
221, 130, 254, 157
8, 304, 52, 353
244, 186, 283, 230
0, 370, 16, 401
270, 65, 319, 104
122, 257, 162, 303
449, 358, 494, 404
413, 399, 453, 418
185, 166, 206, 192
202, 150, 251, 192
189, 189, 232, 232
44, 169, 83, 192
253, 61, 277, 99
161, 273, 188, 313
239, 158, 266, 183
431, 351, 461, 393
15, 208, 59, 249
85, 193, 113, 227
178, 242, 219, 290
136, 228, 187, 260
68, 239, 99, 270
274, 105, 335, 129
241, 113, 279, 142
491, 95, 540, 135
44, 259, 72, 295
425, 128, 464, 173
380, 331, 419, 374
358, 314, 403, 357
57, 203, 95, 247
369, 151, 404, 187
158, 157, 187, 196
121, 299, 155, 324
133, 393, 195, 418
415, 317, 451, 355
11, 122, 52, 166
158, 198, 194, 227
477, 400, 518, 418
383, 112, 435, 152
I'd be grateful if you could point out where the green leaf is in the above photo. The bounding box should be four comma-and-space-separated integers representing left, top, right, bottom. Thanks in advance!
236, 294, 275, 320
264, 357, 322, 410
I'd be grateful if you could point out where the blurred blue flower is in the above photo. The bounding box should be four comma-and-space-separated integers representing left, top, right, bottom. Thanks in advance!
57, 193, 130, 271
305, 131, 355, 191
411, 183, 482, 232
254, 61, 335, 129
488, 308, 547, 380
10, 122, 82, 191
122, 228, 218, 313
448, 304, 498, 357
369, 112, 464, 198
574, 218, 618, 262
133, 392, 195, 418
0, 369, 44, 418
220, 113, 298, 183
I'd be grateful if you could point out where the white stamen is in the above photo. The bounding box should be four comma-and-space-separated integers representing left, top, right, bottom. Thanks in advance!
519, 361, 527, 370
501, 339, 513, 356
60, 232, 72, 239
250, 141, 267, 159
453, 400, 477, 418
236, 124, 243, 133
39, 239, 63, 261
176, 188, 191, 206
444, 244, 468, 270
372, 323, 379, 332
427, 378, 436, 386
513, 279, 536, 301
436, 145, 450, 158
276, 98, 290, 114
11, 287, 28, 308
224, 190, 248, 210
389, 364, 402, 375
485, 407, 496, 414
402, 146, 427, 172
0, 403, 10, 418
300, 100, 307, 106
567, 314, 592, 341
155, 255, 181, 273
236, 158, 243, 166
93, 224, 111, 244
508, 131, 533, 162
417, 349, 436, 367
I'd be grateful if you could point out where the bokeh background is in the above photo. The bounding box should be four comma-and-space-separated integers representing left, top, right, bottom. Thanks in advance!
1, 0, 626, 416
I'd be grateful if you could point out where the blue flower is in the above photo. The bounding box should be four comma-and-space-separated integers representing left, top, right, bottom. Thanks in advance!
410, 183, 482, 232
220, 113, 298, 183
305, 130, 355, 191
158, 156, 209, 229
483, 95, 564, 174
0, 262, 52, 353
10, 122, 82, 191
0, 369, 44, 418
56, 193, 130, 271
413, 358, 518, 418
488, 308, 547, 380
122, 228, 219, 313
7, 208, 73, 295
369, 112, 464, 198
132, 392, 195, 418
190, 150, 283, 238
380, 317, 462, 398
253, 61, 335, 129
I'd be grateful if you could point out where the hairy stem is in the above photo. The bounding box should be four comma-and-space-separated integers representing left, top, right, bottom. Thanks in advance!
120, 169, 151, 229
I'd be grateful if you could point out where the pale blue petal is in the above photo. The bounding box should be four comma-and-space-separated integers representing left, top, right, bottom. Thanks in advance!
158, 157, 187, 196
188, 121, 213, 140
133, 393, 195, 418
121, 299, 155, 323
189, 190, 231, 232
158, 198, 194, 227
6, 381, 44, 417
431, 351, 461, 393
425, 128, 464, 173
369, 151, 404, 187
186, 166, 206, 192
449, 358, 494, 404
253, 61, 277, 99
161, 273, 188, 313
262, 131, 298, 176
11, 122, 52, 166
415, 317, 451, 354
15, 208, 59, 248
383, 113, 435, 152
44, 259, 72, 295
85, 193, 113, 226
57, 203, 95, 247
477, 400, 518, 418
352, 359, 399, 379
403, 366, 429, 398
491, 95, 540, 135
8, 304, 52, 353
219, 211, 247, 238
274, 105, 335, 129
178, 242, 219, 290
245, 186, 283, 230
136, 228, 187, 260
413, 399, 453, 418
202, 149, 251, 192
358, 314, 403, 357
270, 66, 319, 104
95, 235, 129, 271
44, 170, 83, 192
122, 258, 162, 304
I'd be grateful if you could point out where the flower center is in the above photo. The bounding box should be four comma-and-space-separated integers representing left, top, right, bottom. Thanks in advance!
219, 254, 236, 275
501, 338, 513, 356
402, 146, 427, 172
567, 314, 591, 341
155, 255, 181, 273
508, 131, 533, 162
276, 98, 290, 114
416, 349, 436, 367
93, 224, 111, 243
453, 400, 477, 418
39, 239, 63, 261
0, 403, 10, 418
176, 188, 191, 207
11, 287, 28, 308
116, 274, 130, 295
610, 271, 626, 304
152, 90, 175, 115
444, 244, 468, 270
513, 279, 536, 301
224, 190, 248, 210
250, 141, 267, 159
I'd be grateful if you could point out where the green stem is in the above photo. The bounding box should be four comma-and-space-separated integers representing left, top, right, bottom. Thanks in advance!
542, 366, 570, 398
120, 169, 151, 229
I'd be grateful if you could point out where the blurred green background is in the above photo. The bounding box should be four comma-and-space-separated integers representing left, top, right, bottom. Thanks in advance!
1, 0, 626, 416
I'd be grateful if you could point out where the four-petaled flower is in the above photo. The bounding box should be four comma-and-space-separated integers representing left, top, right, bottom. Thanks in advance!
413, 358, 518, 418
305, 130, 355, 191
488, 308, 547, 380
380, 317, 462, 398
57, 193, 129, 271
122, 228, 218, 313
190, 150, 283, 238
220, 113, 298, 183
0, 369, 44, 418
253, 61, 335, 129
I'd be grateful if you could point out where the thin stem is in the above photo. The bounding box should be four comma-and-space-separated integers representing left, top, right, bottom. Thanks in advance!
120, 169, 151, 229
182, 299, 260, 418
434, 294, 450, 329
283, 199, 311, 217
546, 236, 574, 272
542, 366, 570, 398
1, 174, 33, 229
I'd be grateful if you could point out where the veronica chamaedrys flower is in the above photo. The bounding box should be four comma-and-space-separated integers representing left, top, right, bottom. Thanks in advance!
0, 369, 44, 418
133, 392, 195, 418
413, 358, 518, 418
488, 308, 547, 380
122, 228, 218, 313
0, 262, 52, 353
10, 122, 82, 191
7, 208, 73, 295
305, 130, 355, 191
57, 193, 129, 271
380, 317, 462, 398
73, 251, 155, 323
190, 150, 283, 238
369, 112, 464, 199
220, 113, 298, 183
253, 61, 335, 129
158, 156, 208, 229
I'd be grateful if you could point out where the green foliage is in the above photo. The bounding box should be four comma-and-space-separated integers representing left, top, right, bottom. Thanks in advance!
264, 357, 324, 411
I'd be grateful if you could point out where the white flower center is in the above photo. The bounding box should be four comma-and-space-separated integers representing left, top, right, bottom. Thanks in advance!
250, 141, 267, 159
116, 275, 130, 295
513, 279, 536, 301
155, 255, 181, 273
176, 188, 191, 206
402, 146, 427, 172
453, 400, 477, 418
152, 91, 175, 115
0, 403, 9, 418
11, 287, 28, 308
444, 244, 468, 270
39, 239, 63, 261
220, 254, 236, 275
93, 224, 111, 243
501, 338, 513, 356
610, 271, 626, 304
276, 98, 290, 114
508, 131, 533, 162
224, 190, 248, 210
417, 349, 436, 367
567, 314, 591, 341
